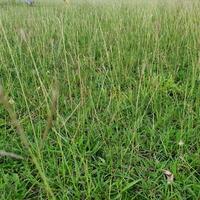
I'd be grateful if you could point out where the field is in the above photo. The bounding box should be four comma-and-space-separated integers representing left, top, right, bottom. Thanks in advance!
0, 0, 200, 199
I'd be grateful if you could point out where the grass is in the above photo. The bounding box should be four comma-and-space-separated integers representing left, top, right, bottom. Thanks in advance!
0, 0, 200, 199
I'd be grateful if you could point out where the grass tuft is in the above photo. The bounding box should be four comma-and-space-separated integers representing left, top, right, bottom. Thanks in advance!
0, 0, 200, 199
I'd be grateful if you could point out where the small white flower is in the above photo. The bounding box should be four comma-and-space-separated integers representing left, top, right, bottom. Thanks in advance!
178, 140, 184, 146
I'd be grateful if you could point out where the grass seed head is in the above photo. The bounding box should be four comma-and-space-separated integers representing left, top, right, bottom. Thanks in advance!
19, 28, 27, 42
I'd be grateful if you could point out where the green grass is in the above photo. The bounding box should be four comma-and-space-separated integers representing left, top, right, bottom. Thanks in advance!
0, 0, 200, 199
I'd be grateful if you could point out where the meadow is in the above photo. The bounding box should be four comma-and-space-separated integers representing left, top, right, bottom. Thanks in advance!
0, 0, 200, 199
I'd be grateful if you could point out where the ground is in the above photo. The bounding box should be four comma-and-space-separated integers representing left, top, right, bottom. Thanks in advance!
0, 0, 200, 199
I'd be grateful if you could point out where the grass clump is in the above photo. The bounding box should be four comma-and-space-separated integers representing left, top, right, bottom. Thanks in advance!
0, 0, 200, 199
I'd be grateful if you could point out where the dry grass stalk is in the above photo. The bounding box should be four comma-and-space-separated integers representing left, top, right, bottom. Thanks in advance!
0, 84, 30, 149
0, 150, 24, 160
41, 81, 59, 149
0, 84, 55, 199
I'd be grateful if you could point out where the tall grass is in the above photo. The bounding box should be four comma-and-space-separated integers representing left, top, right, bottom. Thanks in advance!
0, 0, 200, 199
